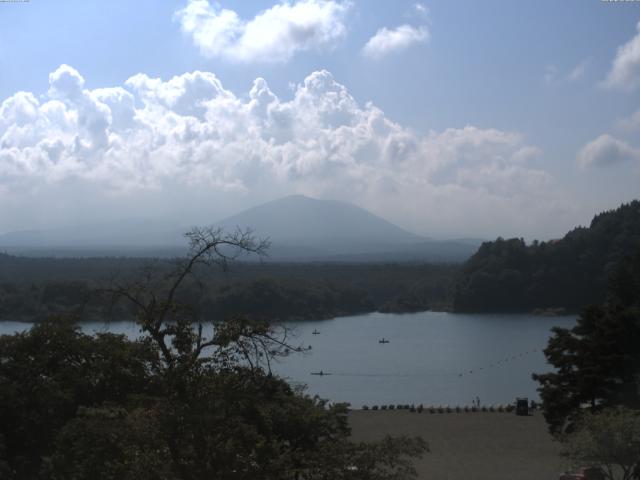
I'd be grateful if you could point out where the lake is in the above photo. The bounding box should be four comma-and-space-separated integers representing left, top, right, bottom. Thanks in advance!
0, 311, 574, 408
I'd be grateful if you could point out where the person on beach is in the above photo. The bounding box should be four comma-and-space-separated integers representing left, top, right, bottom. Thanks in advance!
476, 396, 480, 407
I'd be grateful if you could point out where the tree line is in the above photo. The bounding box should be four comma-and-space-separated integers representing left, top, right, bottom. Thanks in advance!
0, 255, 457, 322
452, 200, 640, 313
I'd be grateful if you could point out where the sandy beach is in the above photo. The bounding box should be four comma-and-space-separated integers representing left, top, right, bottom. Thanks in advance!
349, 410, 566, 480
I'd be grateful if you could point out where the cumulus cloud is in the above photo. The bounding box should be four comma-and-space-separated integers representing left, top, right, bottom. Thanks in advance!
362, 24, 428, 59
577, 134, 640, 168
603, 21, 640, 91
174, 0, 350, 63
0, 64, 566, 238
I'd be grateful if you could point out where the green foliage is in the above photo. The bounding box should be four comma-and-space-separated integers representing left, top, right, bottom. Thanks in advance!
533, 252, 640, 435
452, 200, 640, 312
562, 407, 640, 480
45, 406, 172, 480
0, 317, 158, 478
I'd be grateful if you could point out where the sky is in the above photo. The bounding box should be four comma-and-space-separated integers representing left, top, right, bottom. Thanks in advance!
0, 0, 639, 240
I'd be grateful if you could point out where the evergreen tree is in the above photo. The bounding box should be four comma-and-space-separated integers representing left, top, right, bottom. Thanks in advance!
533, 253, 640, 435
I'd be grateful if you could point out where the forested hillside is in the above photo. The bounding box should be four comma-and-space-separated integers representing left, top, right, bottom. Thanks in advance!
452, 201, 640, 312
0, 256, 456, 322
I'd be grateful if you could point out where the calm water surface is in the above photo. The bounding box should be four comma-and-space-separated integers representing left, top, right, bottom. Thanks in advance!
0, 312, 574, 407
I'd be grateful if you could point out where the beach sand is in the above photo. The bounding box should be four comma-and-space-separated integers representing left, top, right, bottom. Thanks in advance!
349, 410, 566, 480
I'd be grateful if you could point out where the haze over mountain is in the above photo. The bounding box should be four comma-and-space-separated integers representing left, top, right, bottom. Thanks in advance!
215, 195, 421, 243
0, 195, 479, 261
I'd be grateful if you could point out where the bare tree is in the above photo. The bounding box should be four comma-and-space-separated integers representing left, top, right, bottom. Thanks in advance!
108, 226, 304, 374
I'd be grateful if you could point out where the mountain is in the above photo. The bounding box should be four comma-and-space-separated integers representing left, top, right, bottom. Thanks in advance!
214, 195, 477, 261
452, 200, 640, 312
215, 195, 420, 243
0, 195, 479, 261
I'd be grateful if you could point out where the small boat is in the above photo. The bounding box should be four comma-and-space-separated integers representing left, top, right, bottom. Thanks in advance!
379, 338, 390, 344
310, 370, 331, 376
312, 329, 320, 335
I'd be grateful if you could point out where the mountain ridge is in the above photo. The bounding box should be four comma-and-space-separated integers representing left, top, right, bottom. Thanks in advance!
0, 195, 478, 261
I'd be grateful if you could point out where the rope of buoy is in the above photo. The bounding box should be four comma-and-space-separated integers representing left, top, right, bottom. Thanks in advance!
456, 346, 543, 378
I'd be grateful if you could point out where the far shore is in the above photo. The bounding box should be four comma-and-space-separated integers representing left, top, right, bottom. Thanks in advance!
349, 410, 566, 480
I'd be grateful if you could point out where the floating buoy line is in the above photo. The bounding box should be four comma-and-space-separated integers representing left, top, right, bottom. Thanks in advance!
305, 346, 542, 378
456, 347, 541, 378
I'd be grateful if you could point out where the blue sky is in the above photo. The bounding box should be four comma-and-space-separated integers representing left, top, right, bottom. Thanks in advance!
0, 0, 639, 238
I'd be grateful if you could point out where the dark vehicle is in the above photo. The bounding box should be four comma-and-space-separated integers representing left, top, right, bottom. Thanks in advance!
515, 397, 529, 416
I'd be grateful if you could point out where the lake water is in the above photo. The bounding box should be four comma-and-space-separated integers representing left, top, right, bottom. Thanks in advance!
0, 311, 574, 408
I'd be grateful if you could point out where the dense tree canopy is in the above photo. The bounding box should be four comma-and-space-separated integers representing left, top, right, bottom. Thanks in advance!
452, 200, 640, 312
0, 253, 456, 322
533, 252, 640, 435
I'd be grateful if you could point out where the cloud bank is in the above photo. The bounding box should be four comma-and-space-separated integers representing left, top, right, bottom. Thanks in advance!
603, 21, 640, 91
175, 0, 350, 63
0, 64, 566, 238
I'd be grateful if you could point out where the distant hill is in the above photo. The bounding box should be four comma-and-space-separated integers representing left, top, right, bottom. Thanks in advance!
0, 195, 479, 262
214, 195, 476, 261
452, 200, 640, 312
0, 219, 184, 253
215, 195, 421, 243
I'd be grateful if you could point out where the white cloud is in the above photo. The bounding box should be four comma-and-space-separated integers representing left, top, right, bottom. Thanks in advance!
577, 134, 640, 168
544, 59, 589, 85
567, 59, 589, 82
615, 108, 640, 132
414, 3, 428, 16
603, 21, 640, 91
0, 64, 566, 238
174, 0, 350, 63
362, 24, 429, 59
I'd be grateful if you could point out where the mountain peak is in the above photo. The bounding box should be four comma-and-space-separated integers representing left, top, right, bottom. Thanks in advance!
216, 195, 421, 244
